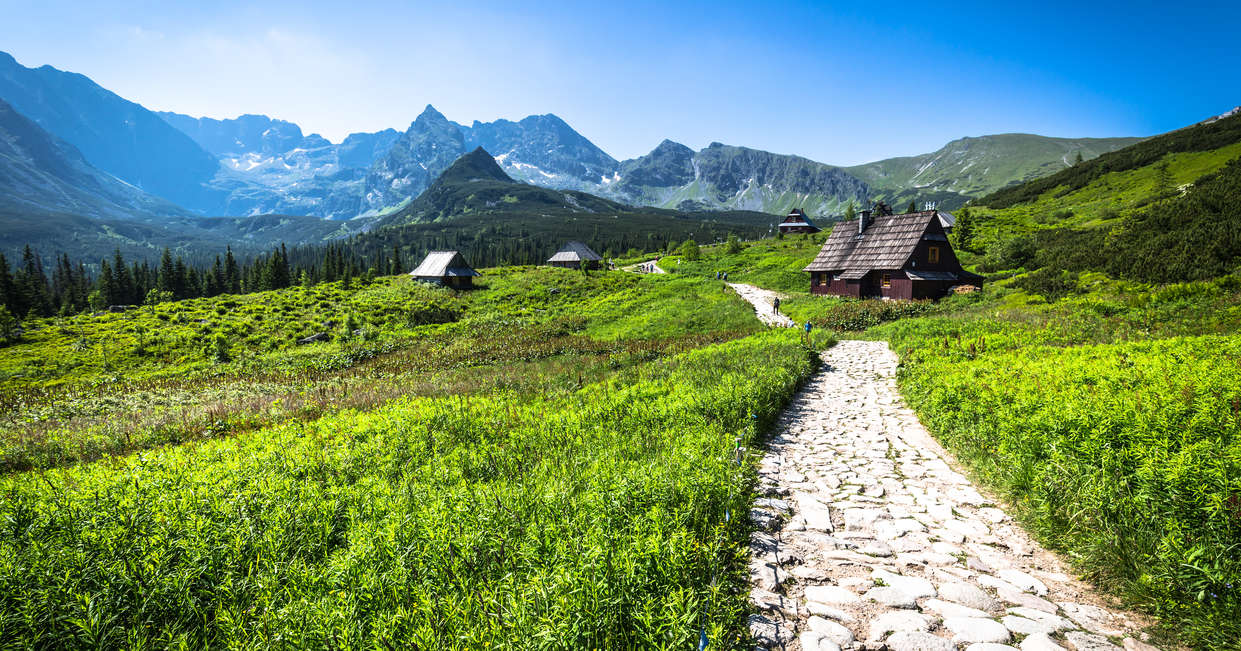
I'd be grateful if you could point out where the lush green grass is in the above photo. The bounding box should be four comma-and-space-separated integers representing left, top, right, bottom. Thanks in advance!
0, 267, 764, 472
662, 234, 826, 294
869, 274, 1241, 648
0, 330, 818, 649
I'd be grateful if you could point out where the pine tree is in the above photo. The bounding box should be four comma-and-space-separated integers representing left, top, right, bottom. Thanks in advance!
224, 246, 241, 294
172, 256, 190, 299
907, 200, 918, 214
844, 201, 856, 222
0, 253, 14, 315
17, 245, 50, 317
157, 248, 176, 294
112, 249, 134, 304
391, 244, 404, 275
1155, 161, 1173, 196
98, 259, 117, 306
1074, 151, 1084, 165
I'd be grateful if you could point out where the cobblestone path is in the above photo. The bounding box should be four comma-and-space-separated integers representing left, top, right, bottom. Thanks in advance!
747, 340, 1159, 651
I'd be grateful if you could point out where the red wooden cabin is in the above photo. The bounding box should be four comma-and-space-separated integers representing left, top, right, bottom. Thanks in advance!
803, 206, 981, 299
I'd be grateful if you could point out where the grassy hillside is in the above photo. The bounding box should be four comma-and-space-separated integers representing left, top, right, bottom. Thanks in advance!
0, 267, 773, 472
977, 112, 1241, 209
846, 133, 1143, 210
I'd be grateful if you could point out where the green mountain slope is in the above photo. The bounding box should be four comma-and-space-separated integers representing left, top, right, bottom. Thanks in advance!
846, 133, 1144, 210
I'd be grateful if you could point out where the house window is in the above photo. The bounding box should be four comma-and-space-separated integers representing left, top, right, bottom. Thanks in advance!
882, 273, 891, 288
928, 246, 940, 264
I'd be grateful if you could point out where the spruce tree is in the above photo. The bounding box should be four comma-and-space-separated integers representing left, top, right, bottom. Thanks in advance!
907, 200, 918, 214
0, 253, 14, 314
98, 260, 117, 306
17, 245, 50, 317
157, 248, 176, 294
112, 249, 134, 304
224, 246, 241, 294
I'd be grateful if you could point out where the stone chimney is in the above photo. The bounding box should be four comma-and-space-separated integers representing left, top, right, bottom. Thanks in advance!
858, 208, 872, 234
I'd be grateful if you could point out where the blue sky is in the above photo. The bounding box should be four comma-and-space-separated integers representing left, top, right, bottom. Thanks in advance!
1, 0, 1237, 165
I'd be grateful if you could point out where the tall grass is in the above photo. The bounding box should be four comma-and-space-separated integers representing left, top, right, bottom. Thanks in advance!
874, 308, 1241, 648
0, 331, 818, 648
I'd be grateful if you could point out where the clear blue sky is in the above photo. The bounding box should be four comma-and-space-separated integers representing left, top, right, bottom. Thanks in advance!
1, 0, 1237, 165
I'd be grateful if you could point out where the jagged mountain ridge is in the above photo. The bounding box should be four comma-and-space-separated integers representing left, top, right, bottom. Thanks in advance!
604, 141, 870, 217
1, 50, 1162, 226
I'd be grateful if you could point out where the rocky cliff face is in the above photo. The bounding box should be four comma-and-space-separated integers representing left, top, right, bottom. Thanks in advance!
606, 141, 870, 217
463, 114, 619, 188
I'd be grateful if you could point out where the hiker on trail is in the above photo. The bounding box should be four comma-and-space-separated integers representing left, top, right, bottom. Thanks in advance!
723, 272, 729, 281
773, 296, 781, 312
802, 320, 812, 344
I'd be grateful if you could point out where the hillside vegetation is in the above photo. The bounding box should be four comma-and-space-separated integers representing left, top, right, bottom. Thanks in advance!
0, 268, 768, 472
0, 330, 818, 648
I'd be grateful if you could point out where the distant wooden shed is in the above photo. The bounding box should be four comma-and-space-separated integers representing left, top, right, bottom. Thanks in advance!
778, 208, 821, 235
803, 207, 981, 300
547, 241, 603, 269
408, 250, 480, 289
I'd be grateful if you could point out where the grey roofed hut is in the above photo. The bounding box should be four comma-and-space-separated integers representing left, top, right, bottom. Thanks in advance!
408, 250, 480, 289
547, 241, 603, 269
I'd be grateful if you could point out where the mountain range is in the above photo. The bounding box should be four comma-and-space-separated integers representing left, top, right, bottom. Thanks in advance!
0, 49, 1174, 262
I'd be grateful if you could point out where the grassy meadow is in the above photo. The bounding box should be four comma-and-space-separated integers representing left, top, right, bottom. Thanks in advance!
0, 263, 838, 648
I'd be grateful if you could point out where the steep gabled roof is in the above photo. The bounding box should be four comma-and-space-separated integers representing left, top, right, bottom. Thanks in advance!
409, 250, 480, 278
803, 211, 937, 272
779, 208, 818, 229
547, 241, 602, 263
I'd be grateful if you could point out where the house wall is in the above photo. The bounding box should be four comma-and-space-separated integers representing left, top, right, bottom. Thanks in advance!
809, 271, 861, 297
880, 274, 913, 300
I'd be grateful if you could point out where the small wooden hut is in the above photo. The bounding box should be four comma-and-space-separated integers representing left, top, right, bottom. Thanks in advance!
803, 206, 981, 299
778, 208, 821, 235
408, 250, 480, 289
547, 241, 603, 270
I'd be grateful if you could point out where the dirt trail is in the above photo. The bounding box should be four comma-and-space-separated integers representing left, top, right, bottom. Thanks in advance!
728, 282, 795, 328
748, 340, 1159, 651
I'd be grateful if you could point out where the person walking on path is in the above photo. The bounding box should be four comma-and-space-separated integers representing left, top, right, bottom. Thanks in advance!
802, 320, 812, 344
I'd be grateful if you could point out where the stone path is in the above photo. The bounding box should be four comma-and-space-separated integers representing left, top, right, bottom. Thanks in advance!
747, 340, 1158, 651
729, 282, 795, 327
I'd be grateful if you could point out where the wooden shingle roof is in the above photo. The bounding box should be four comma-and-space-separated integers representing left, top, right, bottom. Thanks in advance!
409, 251, 479, 278
803, 211, 937, 273
547, 241, 602, 263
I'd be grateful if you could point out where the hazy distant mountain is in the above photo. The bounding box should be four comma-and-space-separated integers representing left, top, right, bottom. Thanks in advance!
463, 114, 619, 188
605, 141, 870, 216
0, 97, 188, 222
0, 50, 1157, 228
845, 133, 1145, 210
0, 51, 224, 212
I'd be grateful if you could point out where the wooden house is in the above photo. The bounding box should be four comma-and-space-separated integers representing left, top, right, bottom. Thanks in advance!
778, 209, 821, 235
408, 250, 480, 289
547, 241, 603, 270
803, 207, 981, 299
